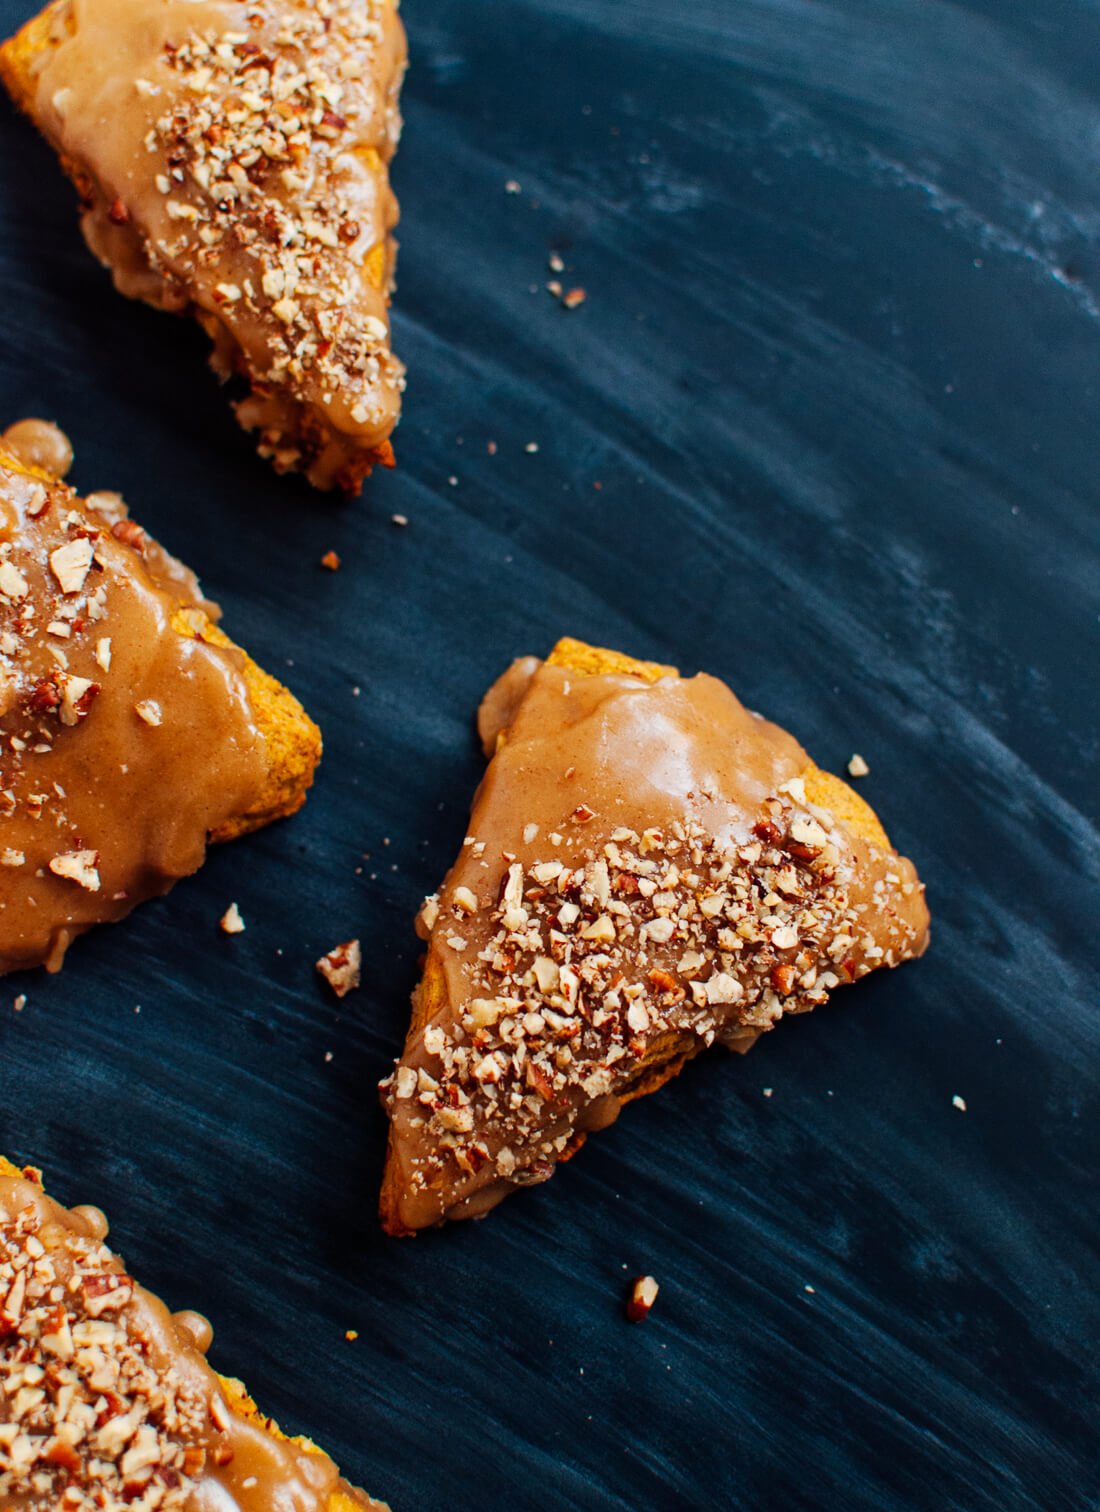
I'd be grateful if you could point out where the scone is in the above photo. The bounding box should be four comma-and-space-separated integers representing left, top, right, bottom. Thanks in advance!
380, 638, 931, 1234
0, 418, 321, 974
0, 0, 406, 492
0, 1155, 388, 1510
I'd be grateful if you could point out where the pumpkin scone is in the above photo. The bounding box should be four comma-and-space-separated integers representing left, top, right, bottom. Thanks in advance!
0, 419, 321, 975
0, 1156, 388, 1510
379, 638, 930, 1234
0, 0, 406, 492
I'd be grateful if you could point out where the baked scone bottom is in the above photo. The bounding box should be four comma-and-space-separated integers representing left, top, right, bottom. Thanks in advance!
380, 639, 931, 1234
0, 1157, 386, 1511
0, 421, 321, 975
0, 0, 406, 492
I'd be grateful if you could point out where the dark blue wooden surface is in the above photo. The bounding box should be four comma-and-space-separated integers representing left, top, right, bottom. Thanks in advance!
1, 2, 1097, 1508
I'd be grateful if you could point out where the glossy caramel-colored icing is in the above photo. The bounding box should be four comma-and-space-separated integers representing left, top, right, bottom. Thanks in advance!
380, 644, 930, 1234
0, 422, 270, 974
1, 0, 406, 491
0, 1159, 387, 1511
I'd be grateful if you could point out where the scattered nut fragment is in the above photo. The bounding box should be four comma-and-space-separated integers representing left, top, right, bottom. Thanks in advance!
13, 994, 26, 1012
952, 1094, 967, 1112
49, 849, 100, 892
48, 537, 94, 595
563, 287, 587, 309
391, 513, 408, 527
626, 1274, 659, 1323
847, 753, 870, 778
345, 1329, 359, 1341
0, 560, 29, 599
135, 699, 163, 727
316, 938, 361, 997
220, 902, 245, 935
320, 549, 341, 571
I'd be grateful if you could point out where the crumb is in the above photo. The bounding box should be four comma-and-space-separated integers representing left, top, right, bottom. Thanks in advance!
847, 753, 870, 778
134, 699, 163, 727
563, 287, 587, 309
625, 1274, 659, 1323
448, 475, 458, 487
546, 279, 563, 298
549, 252, 564, 273
320, 549, 341, 571
487, 440, 498, 455
804, 1285, 816, 1294
316, 938, 361, 997
324, 1050, 334, 1063
952, 1094, 967, 1112
762, 1087, 773, 1098
505, 179, 521, 194
525, 442, 539, 454
391, 513, 408, 527
345, 1329, 359, 1341
13, 995, 26, 1012
220, 902, 245, 935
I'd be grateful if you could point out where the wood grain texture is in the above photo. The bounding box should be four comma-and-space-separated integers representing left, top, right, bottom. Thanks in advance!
0, 1, 1096, 1508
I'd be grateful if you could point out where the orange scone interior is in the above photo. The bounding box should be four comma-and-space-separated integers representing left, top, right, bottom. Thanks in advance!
379, 638, 930, 1234
0, 420, 321, 975
0, 1156, 388, 1511
0, 0, 406, 492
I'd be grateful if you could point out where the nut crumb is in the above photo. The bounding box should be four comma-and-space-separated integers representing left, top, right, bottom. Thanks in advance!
13, 994, 26, 1012
316, 938, 361, 997
220, 902, 245, 935
952, 1094, 967, 1112
563, 286, 587, 309
135, 699, 163, 727
320, 549, 341, 571
847, 753, 870, 778
345, 1328, 359, 1341
505, 179, 522, 194
626, 1274, 659, 1323
391, 513, 408, 527
49, 849, 100, 892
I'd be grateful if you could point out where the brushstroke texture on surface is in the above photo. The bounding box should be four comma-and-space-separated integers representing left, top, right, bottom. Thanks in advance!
0, 1, 1095, 1508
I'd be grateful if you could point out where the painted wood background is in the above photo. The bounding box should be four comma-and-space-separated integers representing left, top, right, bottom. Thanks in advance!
0, 1, 1096, 1507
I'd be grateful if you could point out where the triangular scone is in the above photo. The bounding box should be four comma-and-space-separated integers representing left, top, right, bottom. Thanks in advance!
0, 0, 406, 493
0, 419, 321, 974
380, 638, 931, 1234
0, 1156, 389, 1511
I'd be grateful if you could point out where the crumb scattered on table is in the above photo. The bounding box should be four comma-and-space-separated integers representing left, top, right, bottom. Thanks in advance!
316, 938, 362, 998
625, 1274, 659, 1322
220, 902, 245, 935
847, 753, 870, 777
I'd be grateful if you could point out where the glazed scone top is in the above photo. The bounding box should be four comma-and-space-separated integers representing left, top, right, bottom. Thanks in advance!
381, 650, 930, 1231
20, 0, 405, 487
0, 422, 268, 974
0, 1163, 385, 1511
